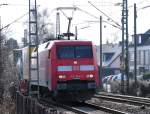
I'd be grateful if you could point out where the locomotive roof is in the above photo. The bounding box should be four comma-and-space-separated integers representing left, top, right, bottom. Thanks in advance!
21, 40, 93, 53
37, 40, 93, 52
52, 40, 92, 44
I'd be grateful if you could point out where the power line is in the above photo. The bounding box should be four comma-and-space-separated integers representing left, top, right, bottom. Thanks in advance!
50, 6, 122, 30
72, 6, 122, 30
0, 3, 40, 6
88, 1, 121, 28
76, 7, 99, 19
0, 5, 41, 31
138, 5, 150, 10
74, 8, 121, 30
136, 0, 149, 5
75, 20, 122, 30
56, 7, 77, 18
0, 3, 8, 6
0, 13, 28, 31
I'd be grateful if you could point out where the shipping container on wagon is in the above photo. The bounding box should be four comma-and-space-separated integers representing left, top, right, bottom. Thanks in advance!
21, 46, 35, 80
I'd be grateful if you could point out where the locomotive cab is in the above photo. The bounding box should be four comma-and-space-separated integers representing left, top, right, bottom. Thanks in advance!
51, 41, 100, 101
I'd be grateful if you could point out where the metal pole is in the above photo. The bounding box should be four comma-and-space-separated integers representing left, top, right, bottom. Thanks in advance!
100, 16, 102, 86
125, 0, 129, 94
121, 10, 125, 94
134, 3, 137, 85
56, 13, 57, 39
0, 16, 2, 76
0, 16, 2, 41
56, 12, 60, 39
67, 17, 72, 40
75, 26, 77, 40
29, 0, 40, 98
0, 16, 1, 46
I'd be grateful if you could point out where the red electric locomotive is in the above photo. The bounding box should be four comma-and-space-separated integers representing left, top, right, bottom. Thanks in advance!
19, 40, 100, 101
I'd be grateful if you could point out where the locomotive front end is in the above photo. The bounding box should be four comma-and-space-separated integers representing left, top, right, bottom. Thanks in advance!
52, 41, 99, 101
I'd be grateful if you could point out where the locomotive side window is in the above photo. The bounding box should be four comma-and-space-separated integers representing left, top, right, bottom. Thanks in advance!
57, 45, 93, 59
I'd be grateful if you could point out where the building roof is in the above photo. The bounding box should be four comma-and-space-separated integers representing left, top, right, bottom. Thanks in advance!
144, 29, 150, 34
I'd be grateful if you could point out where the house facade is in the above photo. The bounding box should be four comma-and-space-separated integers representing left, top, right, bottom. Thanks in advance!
96, 29, 150, 77
97, 43, 121, 77
129, 29, 150, 75
129, 45, 150, 74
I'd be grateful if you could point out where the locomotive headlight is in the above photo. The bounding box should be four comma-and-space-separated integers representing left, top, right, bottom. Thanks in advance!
59, 75, 63, 79
86, 74, 94, 78
89, 74, 94, 78
58, 75, 66, 79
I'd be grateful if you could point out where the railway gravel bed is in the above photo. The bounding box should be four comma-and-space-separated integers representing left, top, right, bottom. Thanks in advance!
90, 97, 150, 114
94, 94, 150, 106
66, 102, 108, 114
99, 92, 150, 104
38, 92, 150, 114
84, 102, 127, 114
39, 99, 69, 114
40, 98, 121, 114
40, 98, 100, 114
39, 98, 78, 114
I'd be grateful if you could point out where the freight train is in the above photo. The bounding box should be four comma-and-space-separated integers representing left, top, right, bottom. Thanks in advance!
16, 40, 100, 101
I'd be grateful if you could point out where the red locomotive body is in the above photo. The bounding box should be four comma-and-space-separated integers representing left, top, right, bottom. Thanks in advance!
21, 40, 100, 101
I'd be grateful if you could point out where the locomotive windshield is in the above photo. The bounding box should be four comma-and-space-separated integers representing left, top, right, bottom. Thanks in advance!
57, 45, 93, 59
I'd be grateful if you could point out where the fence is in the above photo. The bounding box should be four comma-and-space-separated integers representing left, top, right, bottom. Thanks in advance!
16, 92, 62, 114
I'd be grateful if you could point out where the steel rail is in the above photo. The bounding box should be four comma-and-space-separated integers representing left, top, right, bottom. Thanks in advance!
84, 102, 128, 114
40, 98, 127, 114
95, 94, 150, 106
98, 93, 150, 103
40, 98, 88, 114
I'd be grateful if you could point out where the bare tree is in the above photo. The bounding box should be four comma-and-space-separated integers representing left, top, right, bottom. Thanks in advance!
37, 9, 55, 43
5, 38, 19, 51
0, 32, 6, 103
23, 8, 55, 45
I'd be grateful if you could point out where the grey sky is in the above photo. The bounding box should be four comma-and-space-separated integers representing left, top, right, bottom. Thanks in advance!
0, 0, 150, 45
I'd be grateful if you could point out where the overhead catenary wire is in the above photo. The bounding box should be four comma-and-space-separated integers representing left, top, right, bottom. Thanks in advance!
73, 5, 122, 30
59, 10, 68, 19
0, 3, 40, 6
76, 7, 99, 19
0, 5, 41, 31
137, 5, 150, 10
50, 6, 122, 30
87, 20, 122, 30
74, 20, 122, 30
0, 12, 28, 31
56, 7, 77, 18
88, 1, 121, 28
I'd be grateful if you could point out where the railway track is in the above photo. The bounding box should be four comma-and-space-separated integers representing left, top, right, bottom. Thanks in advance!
40, 98, 89, 114
84, 101, 127, 114
40, 98, 128, 114
95, 93, 150, 107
